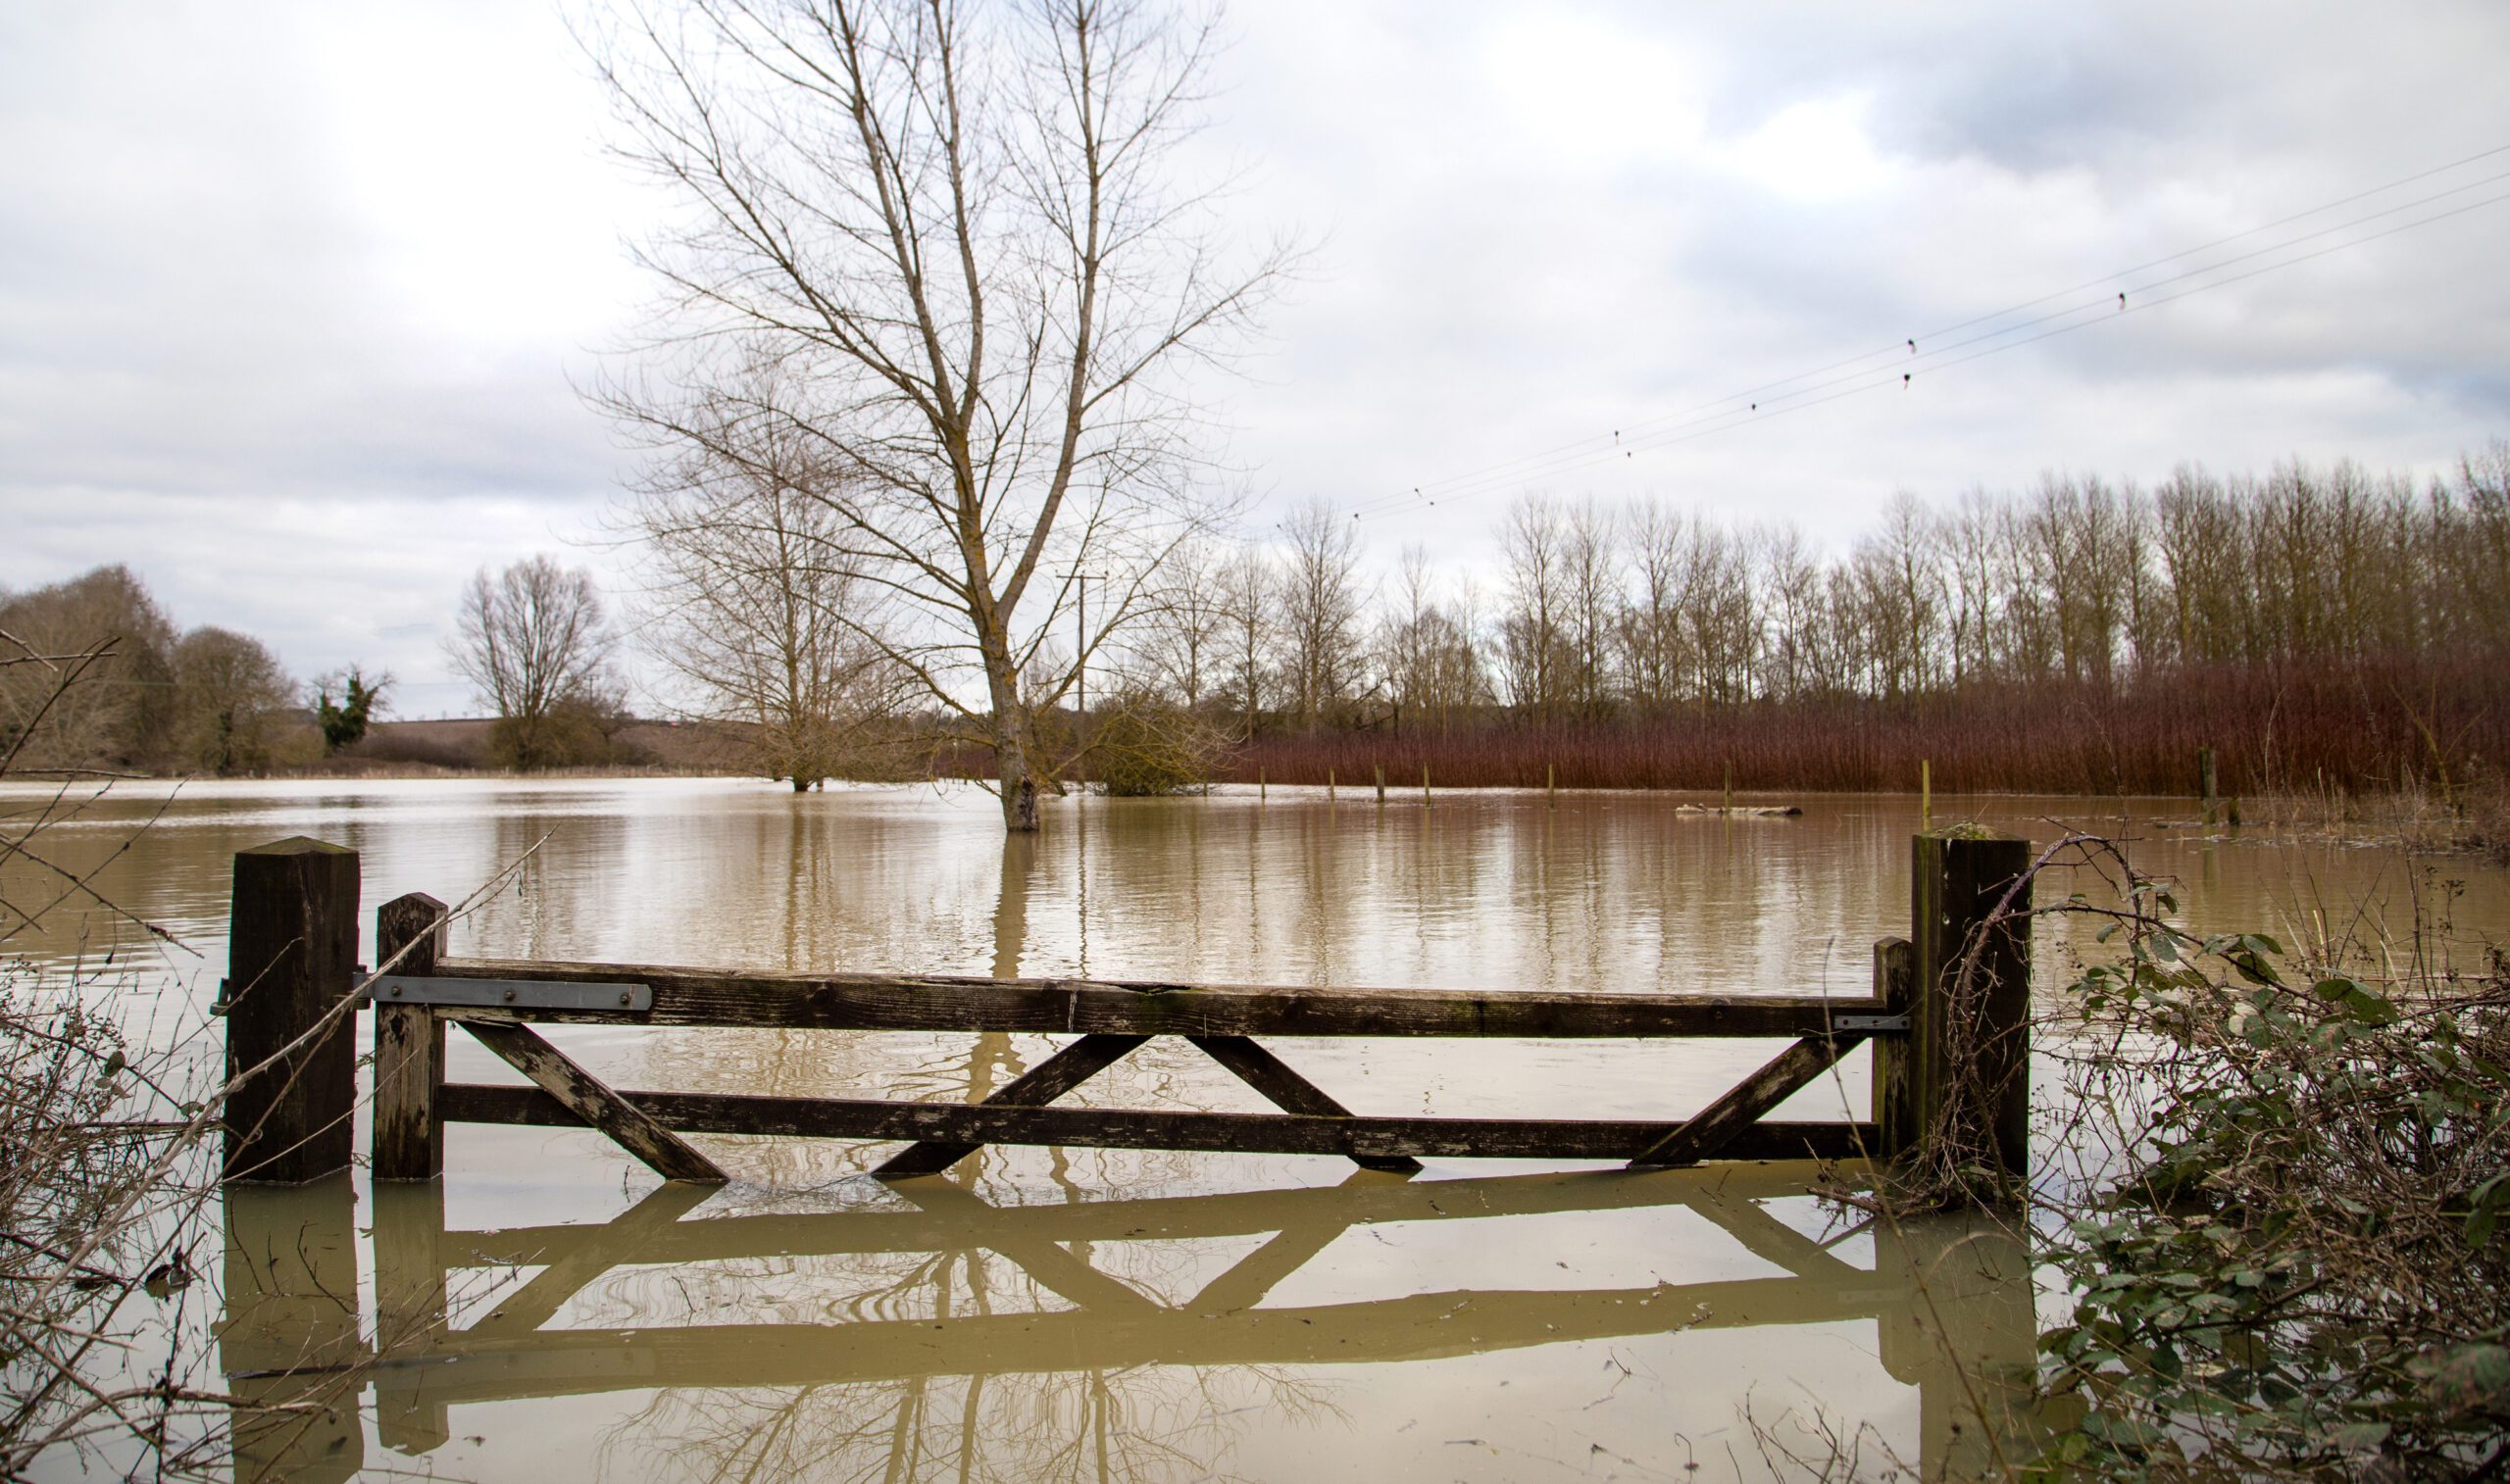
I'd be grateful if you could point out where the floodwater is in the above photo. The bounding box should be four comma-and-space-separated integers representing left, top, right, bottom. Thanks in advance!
9, 777, 2506, 1482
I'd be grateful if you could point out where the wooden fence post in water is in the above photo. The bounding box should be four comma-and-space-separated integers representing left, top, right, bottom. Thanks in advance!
1545, 763, 1555, 810
1328, 767, 1334, 802
2198, 746, 2220, 825
1904, 833, 2033, 1180
1920, 759, 1932, 830
1375, 763, 1385, 805
224, 838, 360, 1184
374, 893, 448, 1181
1423, 762, 1431, 807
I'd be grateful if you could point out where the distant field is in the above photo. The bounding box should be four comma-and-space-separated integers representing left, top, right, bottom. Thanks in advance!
325, 717, 749, 775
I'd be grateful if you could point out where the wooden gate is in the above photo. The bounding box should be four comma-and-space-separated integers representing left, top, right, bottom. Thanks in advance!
217, 833, 2031, 1186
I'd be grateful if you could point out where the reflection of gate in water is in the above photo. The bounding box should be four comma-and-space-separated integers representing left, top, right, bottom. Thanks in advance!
220, 1165, 2033, 1482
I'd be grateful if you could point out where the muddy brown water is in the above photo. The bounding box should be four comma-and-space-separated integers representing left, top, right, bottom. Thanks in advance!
9, 778, 2506, 1481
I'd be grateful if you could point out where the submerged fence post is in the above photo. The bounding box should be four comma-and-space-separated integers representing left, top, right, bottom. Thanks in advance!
2198, 746, 2220, 825
1328, 767, 1335, 802
1375, 762, 1385, 805
374, 893, 448, 1181
1905, 832, 2033, 1180
224, 838, 361, 1184
1423, 762, 1431, 807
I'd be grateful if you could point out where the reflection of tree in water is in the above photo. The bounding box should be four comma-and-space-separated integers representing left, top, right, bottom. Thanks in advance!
598, 1359, 1339, 1483
583, 1235, 1343, 1483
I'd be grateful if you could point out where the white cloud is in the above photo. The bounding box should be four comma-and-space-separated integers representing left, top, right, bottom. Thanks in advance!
1713, 94, 1895, 201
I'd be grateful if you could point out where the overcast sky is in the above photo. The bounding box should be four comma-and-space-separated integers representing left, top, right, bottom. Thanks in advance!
4, 2, 2506, 717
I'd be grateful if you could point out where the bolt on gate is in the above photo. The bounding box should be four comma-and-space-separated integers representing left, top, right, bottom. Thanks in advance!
218, 833, 2031, 1187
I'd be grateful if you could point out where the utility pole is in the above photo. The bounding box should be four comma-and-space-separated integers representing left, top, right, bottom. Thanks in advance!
1063, 569, 1102, 790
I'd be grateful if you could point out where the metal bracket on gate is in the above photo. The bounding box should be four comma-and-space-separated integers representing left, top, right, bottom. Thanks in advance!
365, 976, 653, 1013
1831, 1014, 1910, 1033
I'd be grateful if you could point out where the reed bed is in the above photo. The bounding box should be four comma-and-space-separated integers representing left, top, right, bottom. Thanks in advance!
1219, 660, 2506, 800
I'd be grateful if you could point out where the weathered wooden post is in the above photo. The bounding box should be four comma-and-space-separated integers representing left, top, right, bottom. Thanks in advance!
1422, 762, 1431, 807
1258, 767, 1266, 803
1900, 832, 2033, 1179
1374, 762, 1385, 805
1722, 760, 1732, 814
224, 838, 360, 1184
1328, 767, 1335, 802
1920, 759, 1932, 830
1545, 763, 1555, 810
2198, 746, 2220, 825
373, 893, 448, 1180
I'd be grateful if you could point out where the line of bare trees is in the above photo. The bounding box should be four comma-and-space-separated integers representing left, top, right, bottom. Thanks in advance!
1118, 446, 2510, 739
0, 567, 330, 776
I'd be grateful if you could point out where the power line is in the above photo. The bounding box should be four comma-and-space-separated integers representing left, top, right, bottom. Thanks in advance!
1367, 173, 2510, 512
1353, 142, 2510, 522
1367, 184, 2510, 509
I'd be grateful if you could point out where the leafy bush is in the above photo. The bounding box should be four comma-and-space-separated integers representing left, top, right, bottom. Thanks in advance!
2033, 868, 2510, 1480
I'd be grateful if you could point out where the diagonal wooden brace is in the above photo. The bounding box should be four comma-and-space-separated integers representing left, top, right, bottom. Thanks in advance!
874, 1033, 1149, 1178
456, 1020, 727, 1183
1188, 1035, 1422, 1173
1628, 1032, 1868, 1169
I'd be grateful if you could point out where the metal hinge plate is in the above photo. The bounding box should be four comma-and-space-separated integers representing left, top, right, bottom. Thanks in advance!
365, 976, 652, 1013
1832, 1014, 1910, 1033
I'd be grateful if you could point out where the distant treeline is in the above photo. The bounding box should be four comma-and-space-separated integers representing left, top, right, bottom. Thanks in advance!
0, 566, 654, 777
1095, 446, 2510, 797
0, 566, 313, 776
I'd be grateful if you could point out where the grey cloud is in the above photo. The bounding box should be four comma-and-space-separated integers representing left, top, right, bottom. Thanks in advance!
4, 0, 2505, 689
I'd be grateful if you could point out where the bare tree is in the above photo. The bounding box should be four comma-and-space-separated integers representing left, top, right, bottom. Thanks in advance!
170, 626, 296, 776
0, 567, 177, 773
629, 374, 910, 790
1130, 536, 1228, 713
1380, 545, 1483, 735
1497, 495, 1566, 719
1216, 540, 1273, 741
1752, 520, 1820, 704
1276, 501, 1367, 731
449, 556, 619, 770
1561, 498, 1621, 717
591, 0, 1290, 831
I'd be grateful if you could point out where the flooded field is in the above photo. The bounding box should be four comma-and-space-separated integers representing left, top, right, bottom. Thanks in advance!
12, 777, 2508, 1481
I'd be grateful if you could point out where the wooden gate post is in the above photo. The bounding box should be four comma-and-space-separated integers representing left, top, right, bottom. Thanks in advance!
1905, 832, 2033, 1179
224, 838, 360, 1184
374, 893, 449, 1180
